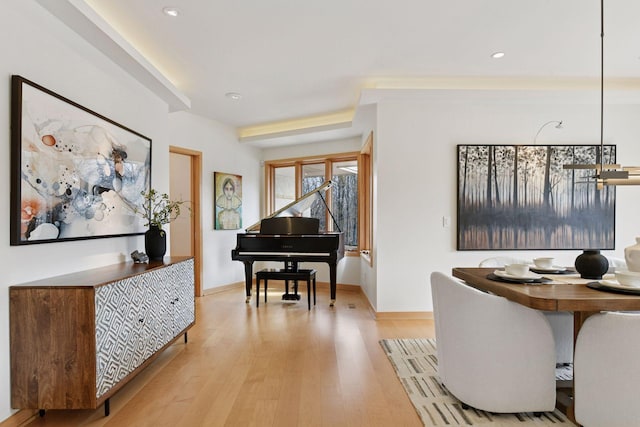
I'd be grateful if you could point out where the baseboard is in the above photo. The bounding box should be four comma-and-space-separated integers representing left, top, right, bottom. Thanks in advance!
201, 281, 360, 296
202, 282, 244, 295
356, 286, 433, 320
374, 311, 434, 320
201, 281, 432, 320
316, 282, 361, 292
0, 409, 37, 427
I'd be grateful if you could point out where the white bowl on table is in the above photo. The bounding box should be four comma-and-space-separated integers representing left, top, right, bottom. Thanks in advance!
533, 257, 555, 269
505, 263, 530, 277
615, 269, 640, 287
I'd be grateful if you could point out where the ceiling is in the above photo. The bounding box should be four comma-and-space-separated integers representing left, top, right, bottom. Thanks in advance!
37, 0, 640, 147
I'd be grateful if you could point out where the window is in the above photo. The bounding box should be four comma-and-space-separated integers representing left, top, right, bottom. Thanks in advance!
265, 152, 362, 253
331, 160, 358, 249
302, 163, 328, 231
273, 165, 295, 210
359, 132, 373, 264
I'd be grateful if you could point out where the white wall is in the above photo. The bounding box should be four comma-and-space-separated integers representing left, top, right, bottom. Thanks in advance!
357, 106, 379, 309
262, 137, 361, 161
370, 95, 640, 312
166, 111, 261, 289
0, 1, 261, 422
0, 1, 167, 421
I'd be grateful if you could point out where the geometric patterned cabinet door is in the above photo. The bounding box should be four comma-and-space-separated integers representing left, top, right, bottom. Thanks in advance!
95, 258, 195, 398
10, 257, 195, 413
170, 258, 196, 335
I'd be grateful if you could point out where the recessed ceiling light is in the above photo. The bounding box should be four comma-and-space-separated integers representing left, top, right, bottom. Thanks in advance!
225, 92, 242, 100
163, 7, 179, 17
491, 52, 505, 59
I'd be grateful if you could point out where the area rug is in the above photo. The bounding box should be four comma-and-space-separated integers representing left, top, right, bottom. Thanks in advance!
379, 338, 574, 426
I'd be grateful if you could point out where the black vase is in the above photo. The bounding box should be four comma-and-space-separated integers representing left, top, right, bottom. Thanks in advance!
574, 250, 609, 280
145, 225, 166, 261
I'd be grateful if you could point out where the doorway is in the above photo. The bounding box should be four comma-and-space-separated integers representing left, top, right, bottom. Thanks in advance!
169, 146, 202, 296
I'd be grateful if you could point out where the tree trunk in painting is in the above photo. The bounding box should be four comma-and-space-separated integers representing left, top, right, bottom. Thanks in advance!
570, 146, 576, 211
486, 146, 493, 207
594, 146, 601, 210
513, 145, 519, 208
543, 146, 552, 208
492, 147, 501, 205
486, 146, 494, 245
462, 146, 468, 211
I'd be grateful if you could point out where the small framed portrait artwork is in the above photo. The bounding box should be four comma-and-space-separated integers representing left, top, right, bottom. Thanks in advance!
214, 172, 242, 230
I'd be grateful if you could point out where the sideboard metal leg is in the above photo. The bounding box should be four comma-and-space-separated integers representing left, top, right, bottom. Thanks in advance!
184, 332, 188, 343
104, 398, 110, 416
39, 409, 45, 417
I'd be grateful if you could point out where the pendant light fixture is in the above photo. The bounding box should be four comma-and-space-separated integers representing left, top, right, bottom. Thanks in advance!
562, 0, 640, 188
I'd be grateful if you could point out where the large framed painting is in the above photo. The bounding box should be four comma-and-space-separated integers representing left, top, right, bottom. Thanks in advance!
214, 172, 242, 230
10, 75, 151, 245
457, 144, 616, 250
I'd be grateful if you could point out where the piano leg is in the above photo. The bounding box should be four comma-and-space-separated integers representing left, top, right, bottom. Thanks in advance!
243, 261, 253, 303
329, 262, 337, 307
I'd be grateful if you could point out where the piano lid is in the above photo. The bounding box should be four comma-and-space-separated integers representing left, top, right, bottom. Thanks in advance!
245, 180, 335, 232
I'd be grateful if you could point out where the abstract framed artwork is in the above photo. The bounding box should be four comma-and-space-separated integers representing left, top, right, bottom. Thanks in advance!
457, 144, 616, 250
10, 75, 151, 245
214, 172, 242, 230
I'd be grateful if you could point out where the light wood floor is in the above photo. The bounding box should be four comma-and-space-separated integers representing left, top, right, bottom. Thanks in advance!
22, 285, 434, 427
18, 283, 434, 427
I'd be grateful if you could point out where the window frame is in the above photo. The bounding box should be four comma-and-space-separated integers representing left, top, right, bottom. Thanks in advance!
264, 151, 362, 255
359, 132, 373, 265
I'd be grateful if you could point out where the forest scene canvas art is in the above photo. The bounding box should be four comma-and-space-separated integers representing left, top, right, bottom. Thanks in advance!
457, 144, 616, 250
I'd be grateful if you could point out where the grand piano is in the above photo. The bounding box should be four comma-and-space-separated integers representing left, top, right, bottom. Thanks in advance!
231, 181, 345, 306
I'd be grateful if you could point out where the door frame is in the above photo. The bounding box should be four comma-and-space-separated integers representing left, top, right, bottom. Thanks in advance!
169, 146, 203, 296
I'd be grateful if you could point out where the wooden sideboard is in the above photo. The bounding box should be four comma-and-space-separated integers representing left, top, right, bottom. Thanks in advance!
9, 256, 195, 415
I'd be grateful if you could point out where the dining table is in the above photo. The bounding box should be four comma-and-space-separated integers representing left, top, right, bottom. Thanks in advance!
451, 267, 640, 422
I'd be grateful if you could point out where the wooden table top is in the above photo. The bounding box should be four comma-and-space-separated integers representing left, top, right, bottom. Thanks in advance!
452, 267, 640, 313
11, 256, 193, 289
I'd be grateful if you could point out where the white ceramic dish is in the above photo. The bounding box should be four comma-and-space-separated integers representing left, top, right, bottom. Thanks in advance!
504, 263, 530, 276
494, 269, 543, 281
600, 279, 636, 290
529, 265, 567, 273
533, 257, 555, 269
595, 280, 640, 295
614, 270, 640, 288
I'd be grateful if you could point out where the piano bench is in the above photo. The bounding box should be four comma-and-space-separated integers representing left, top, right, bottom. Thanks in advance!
255, 269, 317, 310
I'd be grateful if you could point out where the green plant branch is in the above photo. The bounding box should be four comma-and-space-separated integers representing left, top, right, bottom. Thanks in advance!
134, 189, 188, 228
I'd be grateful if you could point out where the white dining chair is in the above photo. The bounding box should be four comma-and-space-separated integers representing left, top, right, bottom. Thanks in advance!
478, 257, 573, 365
606, 256, 627, 272
574, 311, 640, 427
431, 271, 557, 414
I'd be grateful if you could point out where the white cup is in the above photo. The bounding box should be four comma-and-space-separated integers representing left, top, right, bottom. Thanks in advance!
505, 263, 530, 276
533, 257, 555, 269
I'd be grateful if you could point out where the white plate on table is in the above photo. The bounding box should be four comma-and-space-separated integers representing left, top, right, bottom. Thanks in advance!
494, 269, 543, 282
529, 265, 567, 273
599, 279, 640, 290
